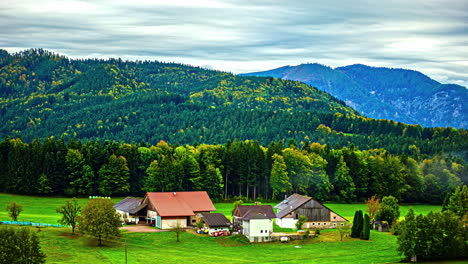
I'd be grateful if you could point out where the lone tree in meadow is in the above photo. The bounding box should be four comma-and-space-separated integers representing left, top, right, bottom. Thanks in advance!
171, 222, 185, 242
6, 201, 23, 221
375, 196, 400, 226
56, 198, 81, 234
338, 222, 351, 241
0, 226, 46, 264
78, 198, 121, 246
350, 210, 363, 238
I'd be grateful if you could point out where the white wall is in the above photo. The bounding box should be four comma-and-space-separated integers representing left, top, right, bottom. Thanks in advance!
276, 217, 298, 229
161, 218, 187, 229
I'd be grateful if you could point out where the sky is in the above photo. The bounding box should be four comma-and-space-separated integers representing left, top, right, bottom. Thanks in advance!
1, 0, 467, 87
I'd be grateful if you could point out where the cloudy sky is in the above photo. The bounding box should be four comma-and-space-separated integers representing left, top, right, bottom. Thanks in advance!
1, 0, 467, 86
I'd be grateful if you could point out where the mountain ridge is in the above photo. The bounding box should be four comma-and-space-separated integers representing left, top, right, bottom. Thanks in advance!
242, 63, 467, 128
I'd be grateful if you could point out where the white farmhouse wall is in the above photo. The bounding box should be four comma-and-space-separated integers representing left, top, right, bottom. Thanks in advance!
276, 217, 297, 229
249, 219, 272, 237
161, 218, 187, 229
148, 210, 157, 218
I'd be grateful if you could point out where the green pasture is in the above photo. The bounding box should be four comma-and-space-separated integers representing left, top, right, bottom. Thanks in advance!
25, 226, 401, 264
0, 194, 442, 224
0, 194, 454, 263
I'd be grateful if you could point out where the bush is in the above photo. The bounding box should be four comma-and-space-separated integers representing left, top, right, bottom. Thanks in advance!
0, 227, 46, 264
295, 215, 308, 230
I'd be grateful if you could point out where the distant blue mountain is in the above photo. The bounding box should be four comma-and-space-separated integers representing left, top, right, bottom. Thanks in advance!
242, 63, 467, 128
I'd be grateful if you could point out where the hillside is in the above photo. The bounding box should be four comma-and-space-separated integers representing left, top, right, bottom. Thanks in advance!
0, 49, 467, 156
242, 63, 467, 128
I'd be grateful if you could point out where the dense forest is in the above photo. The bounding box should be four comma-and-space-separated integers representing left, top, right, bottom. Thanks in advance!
0, 137, 465, 204
0, 49, 467, 158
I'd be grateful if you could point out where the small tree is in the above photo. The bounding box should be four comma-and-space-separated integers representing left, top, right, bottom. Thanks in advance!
376, 196, 400, 226
397, 209, 418, 261
0, 226, 46, 264
338, 222, 351, 241
6, 201, 23, 221
442, 185, 467, 218
351, 210, 363, 238
360, 214, 371, 240
78, 198, 121, 246
366, 195, 380, 221
295, 215, 308, 230
231, 200, 243, 214
56, 198, 81, 234
172, 222, 185, 242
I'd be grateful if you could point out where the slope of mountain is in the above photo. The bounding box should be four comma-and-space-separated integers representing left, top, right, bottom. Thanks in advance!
242, 63, 467, 128
0, 49, 466, 156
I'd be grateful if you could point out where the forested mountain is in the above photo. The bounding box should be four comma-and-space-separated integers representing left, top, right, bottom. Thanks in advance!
0, 49, 467, 158
242, 63, 467, 128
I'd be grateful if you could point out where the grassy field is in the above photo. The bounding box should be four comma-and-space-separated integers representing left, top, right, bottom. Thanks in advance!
0, 193, 442, 224
28, 226, 401, 264
0, 194, 454, 263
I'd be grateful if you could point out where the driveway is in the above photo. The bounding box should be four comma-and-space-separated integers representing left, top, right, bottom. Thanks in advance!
120, 224, 169, 233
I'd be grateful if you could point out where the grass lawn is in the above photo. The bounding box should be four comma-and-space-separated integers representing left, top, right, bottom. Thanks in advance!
0, 193, 442, 224
0, 194, 450, 263
0, 193, 123, 224
30, 226, 401, 264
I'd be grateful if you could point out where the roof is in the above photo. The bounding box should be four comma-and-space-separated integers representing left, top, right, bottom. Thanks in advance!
275, 194, 311, 218
145, 192, 216, 217
233, 205, 276, 219
275, 194, 347, 221
242, 210, 271, 220
114, 197, 142, 213
201, 213, 231, 227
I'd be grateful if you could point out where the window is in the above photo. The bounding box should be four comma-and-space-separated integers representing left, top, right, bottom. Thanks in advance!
260, 230, 263, 233
324, 223, 327, 225
318, 223, 321, 225
312, 223, 315, 225
333, 216, 336, 219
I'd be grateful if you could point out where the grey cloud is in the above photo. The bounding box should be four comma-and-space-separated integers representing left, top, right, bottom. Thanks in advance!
0, 0, 466, 86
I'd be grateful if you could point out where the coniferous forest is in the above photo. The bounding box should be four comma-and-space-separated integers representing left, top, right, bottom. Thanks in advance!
0, 49, 467, 203
0, 137, 465, 204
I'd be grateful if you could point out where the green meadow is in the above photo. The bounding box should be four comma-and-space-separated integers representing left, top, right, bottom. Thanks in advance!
0, 194, 448, 263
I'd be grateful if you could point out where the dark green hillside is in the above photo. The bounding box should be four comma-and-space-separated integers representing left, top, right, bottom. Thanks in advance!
0, 49, 466, 156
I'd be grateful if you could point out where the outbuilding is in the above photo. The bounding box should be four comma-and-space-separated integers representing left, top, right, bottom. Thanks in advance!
275, 194, 347, 229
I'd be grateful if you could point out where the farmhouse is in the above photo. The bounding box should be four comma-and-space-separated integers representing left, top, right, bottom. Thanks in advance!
233, 205, 276, 242
113, 197, 144, 224
275, 194, 347, 229
200, 213, 231, 236
143, 191, 216, 229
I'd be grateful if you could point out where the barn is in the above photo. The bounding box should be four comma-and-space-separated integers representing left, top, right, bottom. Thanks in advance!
143, 191, 216, 229
275, 194, 347, 229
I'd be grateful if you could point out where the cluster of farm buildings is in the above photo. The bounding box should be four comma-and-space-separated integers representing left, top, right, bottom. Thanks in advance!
114, 192, 347, 242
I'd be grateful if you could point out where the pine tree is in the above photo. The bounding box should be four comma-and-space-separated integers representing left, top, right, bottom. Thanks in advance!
360, 213, 370, 240
351, 210, 363, 238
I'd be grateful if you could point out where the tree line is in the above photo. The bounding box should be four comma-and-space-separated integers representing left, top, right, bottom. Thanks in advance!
0, 137, 465, 203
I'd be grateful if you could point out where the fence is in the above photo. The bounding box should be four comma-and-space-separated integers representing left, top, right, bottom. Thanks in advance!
0, 221, 66, 227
